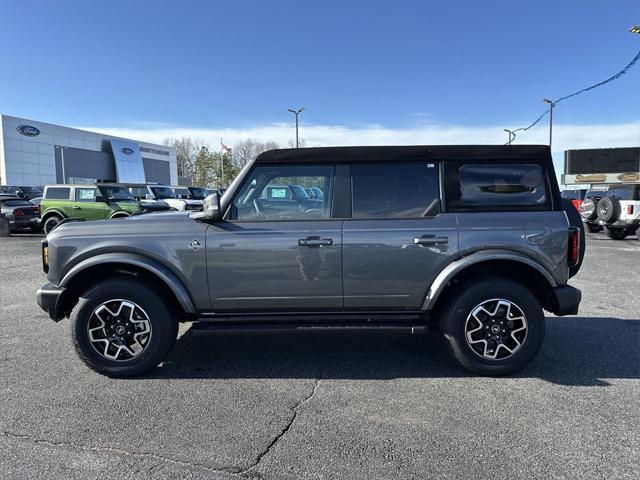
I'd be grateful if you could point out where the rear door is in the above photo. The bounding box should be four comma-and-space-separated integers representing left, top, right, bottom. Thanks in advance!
342, 162, 458, 309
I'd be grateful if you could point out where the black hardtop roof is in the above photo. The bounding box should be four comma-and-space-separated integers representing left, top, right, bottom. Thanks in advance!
255, 145, 552, 164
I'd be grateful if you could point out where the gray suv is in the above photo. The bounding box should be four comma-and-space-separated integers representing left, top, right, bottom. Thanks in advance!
36, 145, 582, 377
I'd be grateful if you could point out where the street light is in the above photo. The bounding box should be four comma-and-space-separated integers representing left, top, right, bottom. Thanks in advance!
630, 25, 640, 34
543, 98, 555, 150
504, 129, 515, 145
288, 108, 305, 148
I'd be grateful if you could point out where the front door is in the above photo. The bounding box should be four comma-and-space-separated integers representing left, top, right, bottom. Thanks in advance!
206, 164, 342, 312
342, 162, 459, 309
72, 187, 107, 220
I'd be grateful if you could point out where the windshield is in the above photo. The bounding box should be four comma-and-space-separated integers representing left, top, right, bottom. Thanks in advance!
606, 186, 639, 200
173, 188, 190, 198
189, 187, 209, 199
151, 187, 176, 199
99, 186, 135, 201
20, 186, 42, 195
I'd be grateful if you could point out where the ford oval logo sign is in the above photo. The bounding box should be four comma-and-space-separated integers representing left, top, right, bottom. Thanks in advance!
121, 147, 134, 155
16, 125, 41, 137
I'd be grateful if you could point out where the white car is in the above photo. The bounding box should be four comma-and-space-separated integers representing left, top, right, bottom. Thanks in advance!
580, 184, 640, 240
131, 185, 202, 212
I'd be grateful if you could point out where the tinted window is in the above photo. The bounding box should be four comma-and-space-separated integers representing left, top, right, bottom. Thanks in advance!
45, 187, 71, 200
75, 188, 97, 202
99, 186, 134, 201
351, 163, 439, 218
456, 164, 547, 209
151, 187, 176, 199
232, 165, 334, 221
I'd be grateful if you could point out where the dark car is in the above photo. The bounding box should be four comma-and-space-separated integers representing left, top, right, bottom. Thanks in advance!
0, 185, 43, 201
0, 196, 41, 232
561, 188, 587, 211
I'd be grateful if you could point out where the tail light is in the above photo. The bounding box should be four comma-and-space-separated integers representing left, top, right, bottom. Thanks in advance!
627, 204, 634, 215
14, 208, 24, 217
568, 227, 580, 267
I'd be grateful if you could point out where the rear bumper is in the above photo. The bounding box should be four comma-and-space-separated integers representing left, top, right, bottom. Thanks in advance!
36, 282, 67, 321
9, 216, 40, 230
551, 285, 581, 316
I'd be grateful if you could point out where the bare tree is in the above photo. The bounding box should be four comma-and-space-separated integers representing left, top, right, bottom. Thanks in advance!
163, 137, 197, 178
233, 139, 280, 168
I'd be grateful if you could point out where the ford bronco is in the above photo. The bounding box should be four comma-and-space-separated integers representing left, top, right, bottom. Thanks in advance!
36, 145, 583, 377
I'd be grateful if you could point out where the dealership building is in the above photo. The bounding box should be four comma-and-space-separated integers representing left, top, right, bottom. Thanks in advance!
0, 114, 177, 187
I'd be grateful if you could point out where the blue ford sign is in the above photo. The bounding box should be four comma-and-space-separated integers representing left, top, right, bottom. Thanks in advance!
16, 125, 41, 137
121, 147, 134, 155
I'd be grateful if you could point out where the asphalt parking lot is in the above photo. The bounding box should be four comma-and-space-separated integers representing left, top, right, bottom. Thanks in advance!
1, 232, 638, 479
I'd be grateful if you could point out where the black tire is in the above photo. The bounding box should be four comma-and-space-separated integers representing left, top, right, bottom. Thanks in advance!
70, 277, 178, 377
605, 227, 627, 240
43, 214, 62, 234
439, 277, 545, 376
597, 196, 620, 223
579, 197, 598, 221
585, 223, 602, 233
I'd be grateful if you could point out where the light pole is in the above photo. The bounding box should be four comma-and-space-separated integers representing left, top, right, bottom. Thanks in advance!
504, 129, 515, 145
543, 98, 555, 150
288, 108, 305, 148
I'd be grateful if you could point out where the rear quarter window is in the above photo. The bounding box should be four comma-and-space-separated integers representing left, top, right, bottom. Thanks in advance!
44, 187, 71, 200
446, 163, 550, 211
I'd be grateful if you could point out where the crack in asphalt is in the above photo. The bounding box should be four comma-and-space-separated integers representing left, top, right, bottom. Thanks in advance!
237, 375, 323, 478
0, 430, 241, 478
1, 373, 324, 479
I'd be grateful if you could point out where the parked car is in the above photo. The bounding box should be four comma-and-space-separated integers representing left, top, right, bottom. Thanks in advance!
172, 186, 210, 200
579, 185, 640, 239
0, 195, 40, 232
37, 145, 582, 378
130, 185, 201, 211
0, 185, 43, 200
40, 184, 142, 234
206, 187, 226, 196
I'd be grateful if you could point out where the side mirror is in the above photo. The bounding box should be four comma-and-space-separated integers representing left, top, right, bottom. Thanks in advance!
200, 192, 221, 220
145, 194, 154, 200
95, 195, 106, 203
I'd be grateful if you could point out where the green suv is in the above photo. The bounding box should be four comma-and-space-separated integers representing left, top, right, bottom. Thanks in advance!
40, 184, 141, 234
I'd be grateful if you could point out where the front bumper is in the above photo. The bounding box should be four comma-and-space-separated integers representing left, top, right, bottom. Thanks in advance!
551, 285, 581, 316
36, 282, 67, 321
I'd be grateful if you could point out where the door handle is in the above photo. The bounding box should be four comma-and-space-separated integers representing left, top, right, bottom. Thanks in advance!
72, 206, 81, 210
298, 237, 333, 247
413, 235, 448, 246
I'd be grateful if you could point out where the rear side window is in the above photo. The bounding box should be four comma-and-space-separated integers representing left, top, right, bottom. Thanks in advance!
45, 187, 71, 200
351, 163, 439, 218
447, 163, 549, 211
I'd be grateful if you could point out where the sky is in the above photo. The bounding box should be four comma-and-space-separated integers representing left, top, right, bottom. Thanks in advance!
0, 0, 639, 162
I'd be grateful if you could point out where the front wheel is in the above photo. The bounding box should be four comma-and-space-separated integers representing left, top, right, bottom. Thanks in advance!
70, 277, 178, 377
43, 215, 62, 234
439, 277, 545, 376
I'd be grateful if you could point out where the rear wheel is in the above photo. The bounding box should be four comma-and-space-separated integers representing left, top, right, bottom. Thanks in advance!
43, 214, 62, 234
605, 227, 627, 240
70, 277, 178, 377
439, 277, 545, 375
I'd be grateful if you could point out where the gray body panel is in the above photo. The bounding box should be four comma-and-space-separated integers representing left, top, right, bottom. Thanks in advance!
206, 220, 342, 311
342, 215, 458, 309
46, 212, 211, 309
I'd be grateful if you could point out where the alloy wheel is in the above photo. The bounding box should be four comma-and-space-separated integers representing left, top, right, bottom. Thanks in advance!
87, 299, 152, 361
464, 299, 528, 360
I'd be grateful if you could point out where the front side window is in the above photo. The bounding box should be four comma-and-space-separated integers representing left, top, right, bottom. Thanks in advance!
45, 187, 71, 200
351, 162, 439, 218
75, 188, 97, 202
446, 163, 549, 211
231, 165, 334, 221
173, 188, 190, 198
189, 187, 209, 199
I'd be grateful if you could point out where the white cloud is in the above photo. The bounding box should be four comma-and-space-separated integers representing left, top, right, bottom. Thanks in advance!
78, 121, 640, 156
